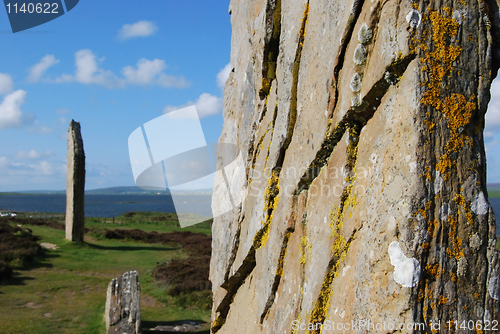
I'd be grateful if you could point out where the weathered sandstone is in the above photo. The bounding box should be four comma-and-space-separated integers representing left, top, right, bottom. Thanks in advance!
211, 0, 500, 333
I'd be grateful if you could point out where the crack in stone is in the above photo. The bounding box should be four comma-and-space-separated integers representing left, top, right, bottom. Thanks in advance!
260, 227, 295, 323
283, 1, 310, 152
297, 51, 417, 193
326, 0, 365, 132
260, 0, 282, 100
211, 3, 311, 331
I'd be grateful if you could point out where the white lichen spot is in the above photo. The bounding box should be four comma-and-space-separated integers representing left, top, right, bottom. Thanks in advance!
434, 171, 443, 194
439, 203, 451, 221
324, 216, 327, 224
342, 265, 351, 277
488, 270, 499, 300
350, 73, 362, 92
469, 233, 482, 251
370, 153, 378, 164
351, 93, 361, 107
358, 23, 373, 44
353, 44, 367, 65
406, 9, 422, 29
324, 109, 328, 117
471, 192, 489, 215
339, 309, 346, 318
409, 162, 417, 173
388, 241, 421, 288
457, 257, 468, 276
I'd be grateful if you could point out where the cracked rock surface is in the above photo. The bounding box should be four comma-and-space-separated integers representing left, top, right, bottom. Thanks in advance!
210, 0, 500, 333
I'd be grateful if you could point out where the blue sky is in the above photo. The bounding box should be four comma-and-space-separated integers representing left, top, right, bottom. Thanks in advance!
0, 0, 232, 191
0, 1, 499, 191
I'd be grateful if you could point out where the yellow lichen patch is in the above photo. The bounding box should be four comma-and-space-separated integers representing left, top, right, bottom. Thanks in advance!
454, 193, 474, 225
418, 200, 433, 220
425, 263, 445, 277
306, 127, 360, 333
422, 242, 430, 252
418, 9, 476, 180
254, 170, 281, 251
264, 170, 280, 223
428, 220, 439, 238
424, 119, 436, 133
438, 295, 448, 305
300, 236, 308, 264
275, 230, 293, 277
446, 216, 465, 259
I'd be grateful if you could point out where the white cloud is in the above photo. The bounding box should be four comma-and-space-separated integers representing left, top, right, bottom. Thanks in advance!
157, 73, 191, 88
0, 156, 7, 168
164, 93, 223, 119
55, 49, 123, 88
217, 63, 231, 89
33, 161, 55, 176
28, 55, 59, 83
118, 21, 157, 40
122, 58, 190, 88
14, 149, 52, 160
0, 90, 27, 130
15, 150, 40, 160
0, 73, 14, 95
54, 50, 189, 89
122, 58, 165, 85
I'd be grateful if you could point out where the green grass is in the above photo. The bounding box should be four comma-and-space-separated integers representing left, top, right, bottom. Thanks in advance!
0, 223, 211, 334
84, 213, 212, 235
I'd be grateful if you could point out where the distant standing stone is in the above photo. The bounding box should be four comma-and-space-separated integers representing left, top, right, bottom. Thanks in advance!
65, 120, 85, 242
105, 271, 141, 334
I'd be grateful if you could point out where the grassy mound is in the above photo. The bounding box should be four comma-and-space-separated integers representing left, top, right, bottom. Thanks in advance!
0, 220, 42, 279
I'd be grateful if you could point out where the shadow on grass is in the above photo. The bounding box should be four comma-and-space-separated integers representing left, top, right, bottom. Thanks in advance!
142, 320, 209, 334
1, 272, 36, 286
28, 251, 59, 269
84, 242, 177, 252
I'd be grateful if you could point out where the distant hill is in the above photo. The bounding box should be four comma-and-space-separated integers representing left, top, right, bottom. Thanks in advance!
2, 184, 498, 197
0, 186, 213, 196
85, 186, 171, 195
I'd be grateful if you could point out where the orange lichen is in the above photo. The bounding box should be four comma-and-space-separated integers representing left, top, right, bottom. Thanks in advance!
446, 216, 465, 259
438, 295, 449, 305
418, 9, 476, 180
425, 263, 445, 276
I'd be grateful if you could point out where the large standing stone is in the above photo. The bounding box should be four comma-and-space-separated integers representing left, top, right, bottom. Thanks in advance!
210, 0, 500, 333
65, 120, 85, 242
105, 271, 141, 334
